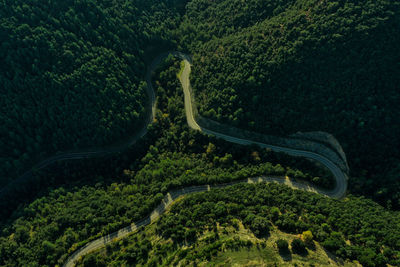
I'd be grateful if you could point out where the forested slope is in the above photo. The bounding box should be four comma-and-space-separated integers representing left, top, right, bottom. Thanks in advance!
83, 222, 358, 267
0, 54, 337, 267
0, 19, 399, 267
0, 0, 181, 186
2, 0, 398, 207
179, 0, 400, 207
81, 183, 400, 267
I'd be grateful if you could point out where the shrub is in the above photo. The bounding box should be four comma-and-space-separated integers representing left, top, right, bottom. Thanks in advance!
291, 238, 306, 254
276, 239, 289, 253
302, 230, 313, 245
250, 216, 270, 237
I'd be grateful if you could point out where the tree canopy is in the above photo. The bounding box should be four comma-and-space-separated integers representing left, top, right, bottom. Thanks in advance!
0, 0, 181, 185
180, 0, 400, 208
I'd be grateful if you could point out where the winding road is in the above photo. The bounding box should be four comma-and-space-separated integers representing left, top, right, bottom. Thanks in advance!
176, 52, 347, 199
60, 52, 349, 266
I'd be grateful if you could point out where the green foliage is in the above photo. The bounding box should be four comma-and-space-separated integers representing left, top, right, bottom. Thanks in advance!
0, 0, 180, 185
82, 254, 106, 267
249, 215, 270, 238
276, 239, 289, 253
270, 207, 280, 222
322, 232, 346, 253
0, 137, 313, 266
81, 183, 400, 266
1, 3, 399, 266
181, 0, 400, 208
302, 230, 313, 245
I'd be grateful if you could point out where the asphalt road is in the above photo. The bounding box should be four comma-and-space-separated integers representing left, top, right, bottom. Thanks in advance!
62, 52, 348, 266
176, 54, 347, 199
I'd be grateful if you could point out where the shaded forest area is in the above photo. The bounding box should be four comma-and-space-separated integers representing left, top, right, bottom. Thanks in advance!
0, 0, 182, 185
181, 0, 400, 208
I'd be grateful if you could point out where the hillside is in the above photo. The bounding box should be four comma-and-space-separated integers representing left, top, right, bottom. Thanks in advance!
0, 0, 180, 186
1, 57, 399, 266
2, 0, 398, 206
0, 1, 399, 267
80, 213, 358, 267
78, 183, 400, 267
181, 0, 400, 207
0, 54, 337, 267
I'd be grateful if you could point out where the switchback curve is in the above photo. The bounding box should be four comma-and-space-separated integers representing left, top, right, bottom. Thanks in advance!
61, 52, 348, 266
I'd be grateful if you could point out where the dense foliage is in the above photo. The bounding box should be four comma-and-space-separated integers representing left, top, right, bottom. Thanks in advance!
0, 150, 312, 266
0, 0, 181, 185
0, 56, 332, 266
79, 183, 400, 266
181, 0, 400, 207
2, 0, 398, 208
79, 216, 344, 266
1, 1, 399, 265
154, 183, 400, 266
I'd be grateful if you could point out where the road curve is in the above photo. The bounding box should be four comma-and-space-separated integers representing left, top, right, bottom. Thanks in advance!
61, 52, 348, 266
175, 52, 347, 199
61, 177, 322, 267
2, 52, 347, 200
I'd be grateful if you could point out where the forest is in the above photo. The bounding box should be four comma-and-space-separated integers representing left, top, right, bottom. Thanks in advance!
2, 0, 398, 205
0, 0, 181, 186
181, 0, 400, 208
0, 51, 339, 267
0, 51, 398, 267
0, 0, 399, 266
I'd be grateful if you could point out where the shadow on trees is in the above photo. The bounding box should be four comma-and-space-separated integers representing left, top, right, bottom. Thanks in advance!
279, 250, 292, 262
0, 129, 157, 224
